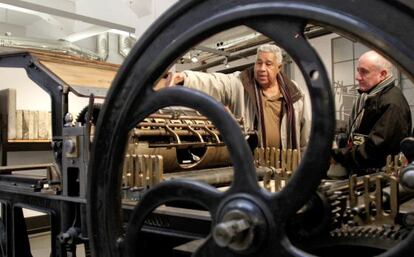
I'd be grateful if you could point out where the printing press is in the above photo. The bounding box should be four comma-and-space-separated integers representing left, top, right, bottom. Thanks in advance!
1, 1, 414, 257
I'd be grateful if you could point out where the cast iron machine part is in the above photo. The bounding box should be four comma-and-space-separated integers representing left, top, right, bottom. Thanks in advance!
87, 0, 414, 256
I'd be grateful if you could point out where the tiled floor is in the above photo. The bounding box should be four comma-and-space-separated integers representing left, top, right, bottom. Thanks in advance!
29, 232, 86, 257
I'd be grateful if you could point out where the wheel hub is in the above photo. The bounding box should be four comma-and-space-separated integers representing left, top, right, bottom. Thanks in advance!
213, 198, 268, 253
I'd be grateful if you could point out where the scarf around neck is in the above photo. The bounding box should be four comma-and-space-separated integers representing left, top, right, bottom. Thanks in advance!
348, 75, 395, 137
240, 67, 300, 149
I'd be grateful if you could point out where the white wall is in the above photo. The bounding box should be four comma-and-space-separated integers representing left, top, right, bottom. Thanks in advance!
72, 35, 96, 53
75, 0, 138, 32
0, 68, 50, 110
0, 22, 25, 37
0, 67, 93, 116
106, 33, 126, 64
25, 0, 76, 40
132, 0, 178, 38
292, 33, 338, 91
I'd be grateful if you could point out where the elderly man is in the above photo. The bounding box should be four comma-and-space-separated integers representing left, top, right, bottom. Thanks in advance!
166, 44, 310, 151
332, 50, 412, 173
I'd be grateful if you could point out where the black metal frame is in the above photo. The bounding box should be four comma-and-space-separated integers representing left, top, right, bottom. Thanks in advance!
0, 52, 67, 138
0, 180, 211, 257
0, 48, 214, 257
0, 51, 67, 168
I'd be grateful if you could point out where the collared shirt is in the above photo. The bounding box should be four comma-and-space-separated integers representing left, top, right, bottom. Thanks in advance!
261, 90, 283, 148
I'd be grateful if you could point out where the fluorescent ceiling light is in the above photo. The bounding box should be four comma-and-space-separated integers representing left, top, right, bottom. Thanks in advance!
107, 29, 133, 37
0, 0, 135, 35
63, 26, 109, 42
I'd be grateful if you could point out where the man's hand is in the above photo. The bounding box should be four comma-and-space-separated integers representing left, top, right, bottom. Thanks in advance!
153, 72, 186, 91
165, 72, 186, 87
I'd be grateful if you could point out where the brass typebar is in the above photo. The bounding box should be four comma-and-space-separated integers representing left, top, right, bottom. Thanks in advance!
124, 108, 246, 173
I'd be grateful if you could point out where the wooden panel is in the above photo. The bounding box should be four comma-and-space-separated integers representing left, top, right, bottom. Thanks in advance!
8, 139, 50, 143
39, 60, 118, 89
0, 47, 120, 89
30, 49, 118, 68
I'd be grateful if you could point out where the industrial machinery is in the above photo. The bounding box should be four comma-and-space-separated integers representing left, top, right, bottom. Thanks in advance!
1, 0, 414, 257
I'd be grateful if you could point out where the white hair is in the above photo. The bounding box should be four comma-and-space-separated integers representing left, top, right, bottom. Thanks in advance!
377, 55, 393, 74
256, 44, 283, 64
362, 50, 393, 74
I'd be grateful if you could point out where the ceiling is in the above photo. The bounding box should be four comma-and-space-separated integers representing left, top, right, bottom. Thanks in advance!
0, 0, 137, 41
0, 0, 261, 44
0, 0, 266, 66
0, 8, 39, 26
0, 0, 329, 71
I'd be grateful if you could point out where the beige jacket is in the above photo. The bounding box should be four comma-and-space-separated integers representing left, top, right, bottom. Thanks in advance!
183, 70, 311, 151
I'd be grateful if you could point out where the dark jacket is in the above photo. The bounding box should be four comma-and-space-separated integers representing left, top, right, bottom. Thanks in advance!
332, 81, 412, 172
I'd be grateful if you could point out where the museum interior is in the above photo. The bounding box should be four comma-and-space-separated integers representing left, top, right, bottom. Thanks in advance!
0, 1, 414, 257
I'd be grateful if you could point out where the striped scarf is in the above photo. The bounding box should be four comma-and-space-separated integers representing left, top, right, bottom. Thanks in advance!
277, 73, 297, 149
348, 75, 395, 137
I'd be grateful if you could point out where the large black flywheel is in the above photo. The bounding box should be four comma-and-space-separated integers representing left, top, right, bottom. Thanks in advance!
87, 1, 414, 256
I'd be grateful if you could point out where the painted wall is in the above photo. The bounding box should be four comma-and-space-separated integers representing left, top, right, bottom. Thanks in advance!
292, 33, 337, 94
0, 22, 25, 37
0, 67, 94, 115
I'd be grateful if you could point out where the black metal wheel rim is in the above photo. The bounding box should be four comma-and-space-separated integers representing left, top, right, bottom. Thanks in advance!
87, 1, 414, 256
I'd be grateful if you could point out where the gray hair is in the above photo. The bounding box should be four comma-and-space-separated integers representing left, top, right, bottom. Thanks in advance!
362, 50, 393, 74
376, 55, 393, 74
256, 44, 283, 64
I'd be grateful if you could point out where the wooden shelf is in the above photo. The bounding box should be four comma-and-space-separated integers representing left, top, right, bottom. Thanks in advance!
8, 139, 51, 143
